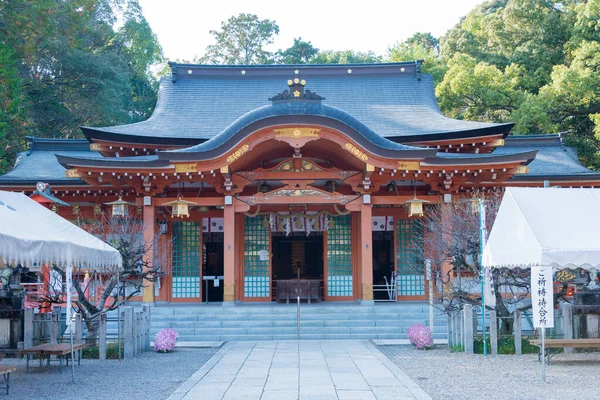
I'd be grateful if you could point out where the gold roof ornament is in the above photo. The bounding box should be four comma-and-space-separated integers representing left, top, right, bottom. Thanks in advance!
163, 196, 199, 218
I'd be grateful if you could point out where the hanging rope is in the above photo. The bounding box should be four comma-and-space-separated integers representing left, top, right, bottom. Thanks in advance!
244, 205, 261, 217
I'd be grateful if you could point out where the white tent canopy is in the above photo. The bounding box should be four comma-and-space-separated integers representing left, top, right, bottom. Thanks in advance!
0, 190, 122, 269
482, 187, 600, 270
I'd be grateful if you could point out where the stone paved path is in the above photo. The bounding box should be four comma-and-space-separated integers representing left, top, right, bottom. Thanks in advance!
167, 340, 431, 400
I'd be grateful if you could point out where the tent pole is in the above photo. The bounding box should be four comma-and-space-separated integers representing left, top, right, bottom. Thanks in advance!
70, 318, 75, 383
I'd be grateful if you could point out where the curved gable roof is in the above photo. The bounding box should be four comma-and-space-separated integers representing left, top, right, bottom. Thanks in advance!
82, 62, 512, 145
161, 101, 436, 161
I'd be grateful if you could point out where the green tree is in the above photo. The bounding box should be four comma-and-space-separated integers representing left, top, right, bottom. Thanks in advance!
405, 32, 440, 54
311, 49, 381, 64
438, 0, 600, 169
0, 0, 163, 173
276, 37, 319, 64
200, 13, 280, 64
386, 32, 447, 85
0, 44, 25, 173
441, 0, 569, 91
436, 54, 526, 122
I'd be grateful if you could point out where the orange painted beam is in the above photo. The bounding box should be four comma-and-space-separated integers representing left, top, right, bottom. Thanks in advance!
223, 204, 235, 304
142, 204, 155, 303
360, 201, 373, 303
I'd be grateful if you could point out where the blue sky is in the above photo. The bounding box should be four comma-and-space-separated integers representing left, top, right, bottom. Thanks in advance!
138, 0, 486, 62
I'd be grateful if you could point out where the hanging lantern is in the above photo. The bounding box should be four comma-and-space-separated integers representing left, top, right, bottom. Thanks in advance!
136, 206, 143, 215
51, 204, 58, 213
72, 204, 80, 216
404, 197, 430, 218
93, 204, 102, 215
163, 196, 198, 218
104, 196, 135, 217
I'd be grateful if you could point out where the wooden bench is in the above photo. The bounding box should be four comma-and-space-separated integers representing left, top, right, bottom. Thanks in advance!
0, 366, 16, 395
22, 343, 86, 373
530, 339, 600, 363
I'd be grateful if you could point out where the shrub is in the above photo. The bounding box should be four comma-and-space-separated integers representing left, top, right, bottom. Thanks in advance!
407, 324, 433, 350
473, 336, 539, 354
81, 342, 124, 359
154, 328, 178, 353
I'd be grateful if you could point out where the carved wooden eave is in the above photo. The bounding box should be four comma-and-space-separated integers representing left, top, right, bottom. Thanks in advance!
63, 166, 181, 196
87, 139, 189, 158
237, 184, 359, 206
410, 135, 507, 154
273, 127, 321, 149
235, 158, 360, 182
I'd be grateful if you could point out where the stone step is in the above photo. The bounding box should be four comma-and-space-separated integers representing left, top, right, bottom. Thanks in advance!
149, 302, 449, 341
149, 318, 447, 329
150, 305, 442, 315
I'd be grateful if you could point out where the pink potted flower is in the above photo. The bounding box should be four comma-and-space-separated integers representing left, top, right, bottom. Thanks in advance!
154, 328, 178, 353
407, 324, 433, 350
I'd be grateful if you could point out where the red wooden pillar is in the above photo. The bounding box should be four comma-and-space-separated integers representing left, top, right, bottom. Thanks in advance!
360, 198, 374, 304
441, 202, 454, 287
142, 202, 155, 303
223, 199, 235, 305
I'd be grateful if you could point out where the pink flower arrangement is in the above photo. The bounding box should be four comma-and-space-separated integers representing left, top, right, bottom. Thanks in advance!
154, 328, 178, 353
407, 324, 433, 350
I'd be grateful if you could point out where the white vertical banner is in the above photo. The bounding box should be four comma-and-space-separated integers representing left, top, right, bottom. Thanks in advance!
484, 268, 496, 308
531, 266, 554, 328
65, 265, 73, 327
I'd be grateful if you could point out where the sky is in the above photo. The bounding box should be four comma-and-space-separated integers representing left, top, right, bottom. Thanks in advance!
137, 0, 487, 62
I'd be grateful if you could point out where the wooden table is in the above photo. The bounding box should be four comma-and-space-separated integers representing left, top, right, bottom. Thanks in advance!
22, 343, 86, 373
0, 365, 16, 394
276, 280, 321, 304
530, 338, 600, 363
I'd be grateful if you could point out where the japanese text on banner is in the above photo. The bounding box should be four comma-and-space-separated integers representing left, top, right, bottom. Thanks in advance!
531, 266, 554, 328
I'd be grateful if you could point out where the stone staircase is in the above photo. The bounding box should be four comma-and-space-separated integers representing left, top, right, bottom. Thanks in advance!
149, 302, 447, 342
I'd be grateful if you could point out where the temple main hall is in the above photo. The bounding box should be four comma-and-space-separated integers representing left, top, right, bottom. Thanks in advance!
2, 61, 599, 305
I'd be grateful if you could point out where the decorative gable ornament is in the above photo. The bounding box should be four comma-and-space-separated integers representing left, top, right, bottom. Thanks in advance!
269, 78, 325, 103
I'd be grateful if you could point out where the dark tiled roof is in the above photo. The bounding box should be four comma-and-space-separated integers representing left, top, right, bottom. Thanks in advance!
162, 102, 436, 161
498, 135, 599, 178
56, 154, 168, 169
428, 149, 537, 165
0, 138, 101, 185
83, 63, 509, 143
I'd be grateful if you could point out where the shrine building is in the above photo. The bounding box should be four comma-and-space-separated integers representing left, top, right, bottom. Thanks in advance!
2, 61, 599, 305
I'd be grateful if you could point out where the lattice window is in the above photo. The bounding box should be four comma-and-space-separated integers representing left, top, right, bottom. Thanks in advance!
396, 219, 425, 296
171, 221, 201, 298
243, 216, 270, 298
327, 215, 353, 297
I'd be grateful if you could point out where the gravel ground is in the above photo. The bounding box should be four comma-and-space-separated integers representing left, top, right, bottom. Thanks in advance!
378, 345, 600, 400
0, 347, 218, 400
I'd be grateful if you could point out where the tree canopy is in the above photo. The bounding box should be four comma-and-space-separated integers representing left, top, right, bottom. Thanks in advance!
0, 0, 163, 174
2, 2, 600, 175
437, 0, 600, 169
200, 13, 280, 64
